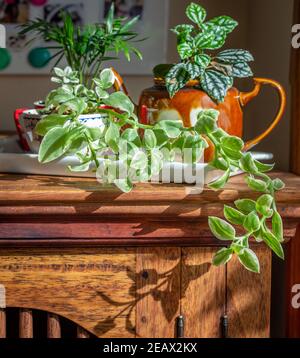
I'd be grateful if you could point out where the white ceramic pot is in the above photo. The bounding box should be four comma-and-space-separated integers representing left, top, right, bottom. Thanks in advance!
17, 109, 107, 153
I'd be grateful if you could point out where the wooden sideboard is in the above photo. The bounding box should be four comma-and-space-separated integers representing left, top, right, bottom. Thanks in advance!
0, 172, 299, 338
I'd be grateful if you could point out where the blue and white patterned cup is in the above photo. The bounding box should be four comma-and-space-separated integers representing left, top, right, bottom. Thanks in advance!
18, 109, 108, 154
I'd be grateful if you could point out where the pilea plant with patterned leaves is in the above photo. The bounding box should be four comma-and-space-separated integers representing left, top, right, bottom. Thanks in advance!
165, 2, 254, 102
36, 67, 286, 274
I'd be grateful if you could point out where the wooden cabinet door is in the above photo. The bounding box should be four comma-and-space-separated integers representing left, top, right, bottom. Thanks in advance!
181, 248, 226, 338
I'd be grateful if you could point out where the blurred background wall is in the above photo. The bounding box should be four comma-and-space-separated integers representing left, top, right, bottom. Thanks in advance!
0, 0, 293, 173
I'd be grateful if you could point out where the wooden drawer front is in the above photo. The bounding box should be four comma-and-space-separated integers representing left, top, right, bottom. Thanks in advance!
0, 247, 271, 338
0, 248, 136, 338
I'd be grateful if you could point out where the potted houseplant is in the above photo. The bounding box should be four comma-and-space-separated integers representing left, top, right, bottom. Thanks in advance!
15, 3, 143, 150
19, 3, 142, 86
15, 2, 286, 274
32, 63, 286, 275
139, 2, 286, 162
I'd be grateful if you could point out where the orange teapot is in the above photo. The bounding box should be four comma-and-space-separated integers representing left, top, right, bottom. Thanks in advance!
113, 70, 286, 162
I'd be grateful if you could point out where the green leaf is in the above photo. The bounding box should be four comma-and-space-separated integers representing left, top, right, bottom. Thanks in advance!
150, 148, 163, 176
53, 67, 65, 77
106, 3, 114, 33
122, 128, 139, 142
211, 157, 229, 171
212, 128, 228, 142
194, 54, 211, 68
158, 120, 183, 139
212, 248, 233, 266
38, 127, 70, 163
68, 162, 90, 172
239, 153, 258, 173
95, 87, 109, 99
272, 178, 285, 191
87, 127, 105, 141
177, 43, 193, 60
262, 231, 285, 259
220, 136, 243, 160
194, 31, 214, 48
234, 199, 257, 214
114, 178, 133, 193
243, 211, 261, 232
144, 129, 157, 149
195, 109, 219, 134
105, 122, 120, 149
166, 63, 190, 98
256, 194, 274, 217
253, 160, 275, 173
246, 176, 268, 192
216, 49, 254, 64
231, 62, 253, 78
196, 28, 227, 50
203, 16, 238, 34
224, 205, 246, 225
104, 91, 134, 115
35, 114, 69, 136
201, 70, 232, 103
153, 128, 169, 147
238, 248, 260, 273
185, 62, 204, 79
171, 24, 194, 35
153, 64, 175, 79
208, 217, 236, 241
272, 211, 284, 242
99, 68, 115, 89
183, 134, 207, 163
208, 169, 230, 190
63, 98, 87, 114
130, 150, 148, 170
186, 2, 206, 25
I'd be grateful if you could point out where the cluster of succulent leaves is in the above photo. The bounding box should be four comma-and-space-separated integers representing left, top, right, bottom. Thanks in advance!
165, 2, 254, 102
19, 3, 142, 86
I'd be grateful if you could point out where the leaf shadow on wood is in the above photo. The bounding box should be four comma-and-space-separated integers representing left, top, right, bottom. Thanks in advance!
93, 260, 211, 337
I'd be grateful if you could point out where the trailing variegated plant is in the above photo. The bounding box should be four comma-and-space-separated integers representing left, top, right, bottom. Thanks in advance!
36, 66, 285, 274
164, 2, 254, 102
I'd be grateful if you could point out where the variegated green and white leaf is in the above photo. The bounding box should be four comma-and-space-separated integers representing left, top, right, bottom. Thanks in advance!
216, 49, 254, 64
231, 62, 253, 78
194, 54, 211, 68
185, 62, 204, 79
186, 2, 206, 25
202, 16, 238, 34
177, 43, 193, 60
195, 28, 227, 50
194, 31, 214, 48
171, 24, 194, 35
201, 70, 233, 103
166, 63, 190, 98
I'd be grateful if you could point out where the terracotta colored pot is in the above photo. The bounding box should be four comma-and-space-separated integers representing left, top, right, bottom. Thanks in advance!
138, 77, 286, 162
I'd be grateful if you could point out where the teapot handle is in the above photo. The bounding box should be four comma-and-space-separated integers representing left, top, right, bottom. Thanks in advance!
111, 67, 129, 96
239, 77, 286, 151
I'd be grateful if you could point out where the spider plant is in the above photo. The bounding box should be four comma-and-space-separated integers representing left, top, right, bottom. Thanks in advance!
19, 3, 143, 86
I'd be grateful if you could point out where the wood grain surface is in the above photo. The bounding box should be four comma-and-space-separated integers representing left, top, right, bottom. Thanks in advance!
0, 248, 136, 338
181, 248, 226, 338
19, 309, 33, 338
0, 309, 6, 338
286, 226, 300, 337
136, 248, 181, 338
227, 247, 272, 338
47, 314, 61, 338
0, 172, 298, 247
